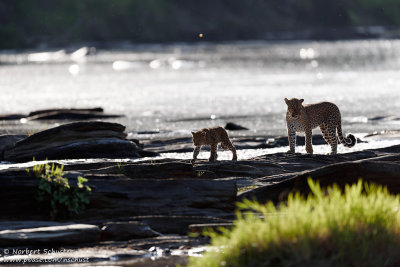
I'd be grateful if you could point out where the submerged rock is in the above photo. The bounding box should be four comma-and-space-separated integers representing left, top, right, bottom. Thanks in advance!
0, 108, 122, 121
224, 122, 249, 131
27, 108, 123, 120
368, 115, 400, 121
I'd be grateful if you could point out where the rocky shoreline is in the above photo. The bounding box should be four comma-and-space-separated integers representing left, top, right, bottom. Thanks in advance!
0, 113, 400, 266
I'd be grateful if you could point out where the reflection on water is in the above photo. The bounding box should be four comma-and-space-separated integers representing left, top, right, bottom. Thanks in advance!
0, 40, 399, 138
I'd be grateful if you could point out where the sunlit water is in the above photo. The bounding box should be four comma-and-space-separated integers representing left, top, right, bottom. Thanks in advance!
1, 40, 400, 140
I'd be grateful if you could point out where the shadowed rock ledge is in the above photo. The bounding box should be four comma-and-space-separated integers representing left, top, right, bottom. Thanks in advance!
1, 121, 157, 162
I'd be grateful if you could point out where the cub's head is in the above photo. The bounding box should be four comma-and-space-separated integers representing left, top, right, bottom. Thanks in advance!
284, 98, 304, 118
191, 129, 208, 146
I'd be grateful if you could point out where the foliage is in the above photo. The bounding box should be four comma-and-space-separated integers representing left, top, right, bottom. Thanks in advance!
2, 0, 400, 49
188, 179, 400, 267
29, 162, 91, 219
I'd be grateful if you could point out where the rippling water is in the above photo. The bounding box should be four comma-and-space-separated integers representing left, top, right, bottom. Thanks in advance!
1, 40, 400, 138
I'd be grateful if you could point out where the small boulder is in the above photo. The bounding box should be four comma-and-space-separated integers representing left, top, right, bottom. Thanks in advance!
224, 122, 248, 131
101, 221, 160, 241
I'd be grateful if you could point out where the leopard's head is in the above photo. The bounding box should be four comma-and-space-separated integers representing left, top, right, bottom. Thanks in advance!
191, 130, 207, 146
284, 98, 304, 118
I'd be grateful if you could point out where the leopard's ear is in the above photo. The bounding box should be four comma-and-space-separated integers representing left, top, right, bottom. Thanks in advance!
284, 98, 289, 105
191, 131, 196, 136
299, 99, 304, 103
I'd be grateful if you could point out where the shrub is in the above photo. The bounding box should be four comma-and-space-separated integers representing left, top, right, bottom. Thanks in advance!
188, 179, 400, 267
29, 162, 91, 219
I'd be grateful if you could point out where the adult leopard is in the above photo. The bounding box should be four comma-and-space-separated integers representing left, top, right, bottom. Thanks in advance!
284, 98, 356, 155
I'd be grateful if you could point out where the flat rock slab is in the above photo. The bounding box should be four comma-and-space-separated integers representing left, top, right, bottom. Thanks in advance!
0, 223, 100, 246
27, 107, 123, 120
82, 177, 237, 219
0, 168, 237, 220
94, 161, 195, 178
192, 149, 379, 179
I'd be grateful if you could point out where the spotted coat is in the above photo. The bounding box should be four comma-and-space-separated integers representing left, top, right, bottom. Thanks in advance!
191, 126, 237, 163
284, 98, 356, 155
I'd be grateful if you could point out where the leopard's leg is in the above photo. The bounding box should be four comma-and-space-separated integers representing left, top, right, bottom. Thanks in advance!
327, 124, 338, 155
209, 143, 218, 162
287, 125, 296, 153
222, 141, 237, 160
191, 146, 201, 164
227, 141, 237, 161
305, 126, 313, 154
320, 124, 331, 155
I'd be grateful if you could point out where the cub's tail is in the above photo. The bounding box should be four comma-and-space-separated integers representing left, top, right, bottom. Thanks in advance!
337, 123, 356, 148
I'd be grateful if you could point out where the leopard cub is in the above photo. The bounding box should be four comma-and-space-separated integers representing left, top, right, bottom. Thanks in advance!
191, 126, 237, 164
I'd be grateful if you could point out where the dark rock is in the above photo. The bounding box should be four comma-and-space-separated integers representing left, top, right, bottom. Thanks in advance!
137, 150, 160, 157
95, 161, 195, 178
142, 134, 365, 155
28, 108, 104, 117
368, 115, 400, 121
2, 121, 143, 162
7, 138, 140, 162
27, 107, 123, 120
239, 154, 400, 204
135, 215, 233, 235
82, 177, 237, 219
0, 221, 69, 231
224, 122, 249, 131
101, 221, 160, 241
0, 134, 26, 160
0, 114, 25, 120
137, 130, 161, 135
266, 134, 365, 148
0, 168, 237, 220
0, 223, 100, 246
15, 121, 126, 147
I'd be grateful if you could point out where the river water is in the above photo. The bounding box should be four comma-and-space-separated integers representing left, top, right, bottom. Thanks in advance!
0, 40, 400, 141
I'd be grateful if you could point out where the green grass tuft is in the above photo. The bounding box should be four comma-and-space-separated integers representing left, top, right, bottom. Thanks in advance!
188, 178, 400, 267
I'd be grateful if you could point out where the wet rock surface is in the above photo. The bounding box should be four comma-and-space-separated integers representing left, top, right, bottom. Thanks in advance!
0, 223, 101, 246
142, 134, 366, 154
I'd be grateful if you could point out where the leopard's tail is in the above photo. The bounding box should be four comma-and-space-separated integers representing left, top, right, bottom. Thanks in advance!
337, 123, 356, 148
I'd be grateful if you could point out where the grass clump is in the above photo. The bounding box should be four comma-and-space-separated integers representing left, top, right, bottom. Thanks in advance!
188, 179, 400, 267
29, 162, 91, 219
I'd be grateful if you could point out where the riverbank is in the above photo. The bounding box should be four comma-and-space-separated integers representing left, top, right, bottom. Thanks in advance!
1, 118, 400, 266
